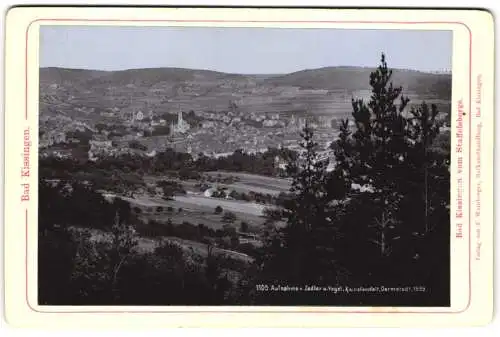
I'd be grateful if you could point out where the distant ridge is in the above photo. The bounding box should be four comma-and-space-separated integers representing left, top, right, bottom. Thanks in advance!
39, 65, 451, 119
39, 65, 449, 77
262, 66, 451, 97
40, 65, 451, 96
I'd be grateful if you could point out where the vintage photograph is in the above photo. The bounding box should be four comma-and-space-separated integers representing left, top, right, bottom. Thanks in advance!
37, 25, 453, 306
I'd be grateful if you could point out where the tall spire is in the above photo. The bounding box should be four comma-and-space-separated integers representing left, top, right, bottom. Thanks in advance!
177, 104, 183, 128
178, 110, 183, 127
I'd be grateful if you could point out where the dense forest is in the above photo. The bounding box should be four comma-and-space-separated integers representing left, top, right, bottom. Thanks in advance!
39, 55, 450, 306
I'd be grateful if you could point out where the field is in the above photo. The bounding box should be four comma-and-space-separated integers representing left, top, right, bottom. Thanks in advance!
85, 228, 254, 262
204, 171, 292, 195
174, 195, 265, 216
135, 172, 293, 229
147, 172, 292, 196
134, 236, 253, 262
116, 192, 268, 230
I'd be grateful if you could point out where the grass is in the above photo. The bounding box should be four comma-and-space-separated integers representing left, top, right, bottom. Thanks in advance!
112, 191, 266, 230
83, 227, 254, 262
174, 195, 265, 216
204, 171, 291, 193
105, 170, 291, 232
144, 198, 266, 230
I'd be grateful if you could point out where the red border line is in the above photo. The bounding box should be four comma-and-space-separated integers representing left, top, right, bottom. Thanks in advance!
26, 18, 473, 314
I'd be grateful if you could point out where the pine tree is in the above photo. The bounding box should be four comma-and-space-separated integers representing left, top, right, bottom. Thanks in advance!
405, 102, 440, 233
398, 102, 450, 304
333, 54, 410, 282
258, 126, 340, 293
332, 54, 450, 304
329, 118, 354, 199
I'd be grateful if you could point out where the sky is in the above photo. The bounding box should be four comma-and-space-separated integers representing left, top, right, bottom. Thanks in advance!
39, 26, 452, 74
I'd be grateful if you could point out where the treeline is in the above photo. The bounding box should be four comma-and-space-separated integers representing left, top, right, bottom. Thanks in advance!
39, 180, 135, 232
39, 146, 297, 184
138, 219, 261, 257
253, 54, 450, 306
38, 180, 252, 305
39, 226, 248, 305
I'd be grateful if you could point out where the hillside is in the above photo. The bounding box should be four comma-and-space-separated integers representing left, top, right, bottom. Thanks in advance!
39, 66, 452, 119
84, 67, 254, 88
263, 66, 451, 99
39, 67, 109, 85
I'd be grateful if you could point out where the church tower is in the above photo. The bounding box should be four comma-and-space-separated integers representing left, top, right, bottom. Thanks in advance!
178, 110, 184, 129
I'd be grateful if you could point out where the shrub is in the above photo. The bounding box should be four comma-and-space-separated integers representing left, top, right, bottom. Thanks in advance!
240, 221, 249, 233
222, 211, 237, 224
222, 224, 237, 236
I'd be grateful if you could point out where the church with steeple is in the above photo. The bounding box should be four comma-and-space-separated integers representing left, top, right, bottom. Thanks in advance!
170, 109, 190, 135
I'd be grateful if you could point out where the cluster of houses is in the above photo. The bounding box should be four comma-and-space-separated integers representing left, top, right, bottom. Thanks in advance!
87, 133, 158, 161
39, 119, 97, 149
40, 96, 347, 165
88, 134, 114, 161
39, 132, 68, 148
